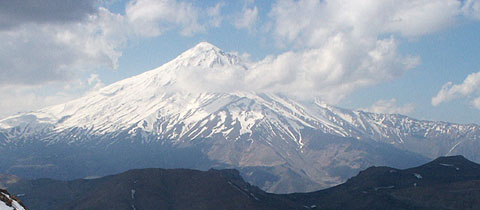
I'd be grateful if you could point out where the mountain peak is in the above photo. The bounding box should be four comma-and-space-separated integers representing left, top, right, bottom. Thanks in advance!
171, 42, 243, 68
428, 155, 477, 167
191, 41, 220, 51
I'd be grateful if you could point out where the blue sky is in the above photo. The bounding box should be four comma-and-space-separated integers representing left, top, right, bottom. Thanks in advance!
0, 0, 480, 124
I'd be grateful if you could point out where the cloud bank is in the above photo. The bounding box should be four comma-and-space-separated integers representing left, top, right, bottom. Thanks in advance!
258, 0, 471, 102
174, 0, 473, 104
175, 0, 473, 104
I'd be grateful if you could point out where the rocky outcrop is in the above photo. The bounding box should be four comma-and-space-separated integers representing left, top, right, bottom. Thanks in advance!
0, 189, 27, 210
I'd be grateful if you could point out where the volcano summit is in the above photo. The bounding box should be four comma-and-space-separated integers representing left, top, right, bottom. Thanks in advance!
1, 42, 480, 193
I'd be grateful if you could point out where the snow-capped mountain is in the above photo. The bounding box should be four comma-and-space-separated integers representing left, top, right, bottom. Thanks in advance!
1, 42, 479, 193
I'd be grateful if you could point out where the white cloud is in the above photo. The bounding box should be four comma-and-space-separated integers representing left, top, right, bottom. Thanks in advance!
432, 71, 480, 109
269, 0, 463, 48
382, 0, 461, 37
0, 1, 129, 117
208, 2, 226, 27
153, 0, 470, 105
363, 98, 415, 115
125, 0, 226, 36
473, 97, 480, 109
126, 0, 208, 36
234, 5, 259, 31
243, 36, 419, 102
87, 73, 105, 91
0, 7, 127, 87
258, 0, 468, 103
462, 0, 480, 20
167, 38, 417, 104
0, 72, 110, 118
0, 82, 83, 118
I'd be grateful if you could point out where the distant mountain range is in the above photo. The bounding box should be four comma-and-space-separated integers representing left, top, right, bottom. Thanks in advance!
2, 155, 480, 210
1, 42, 480, 193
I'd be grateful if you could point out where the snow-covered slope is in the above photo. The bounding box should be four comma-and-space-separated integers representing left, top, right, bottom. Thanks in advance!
1, 42, 479, 193
0, 189, 25, 210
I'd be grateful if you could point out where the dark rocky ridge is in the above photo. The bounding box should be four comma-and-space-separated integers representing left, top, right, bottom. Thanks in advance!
2, 155, 480, 210
0, 188, 28, 210
287, 155, 480, 210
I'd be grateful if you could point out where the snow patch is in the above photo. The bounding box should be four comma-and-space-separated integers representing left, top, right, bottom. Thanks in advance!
249, 192, 260, 201
439, 163, 454, 167
413, 173, 422, 179
439, 163, 460, 171
131, 189, 136, 200
0, 192, 25, 210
